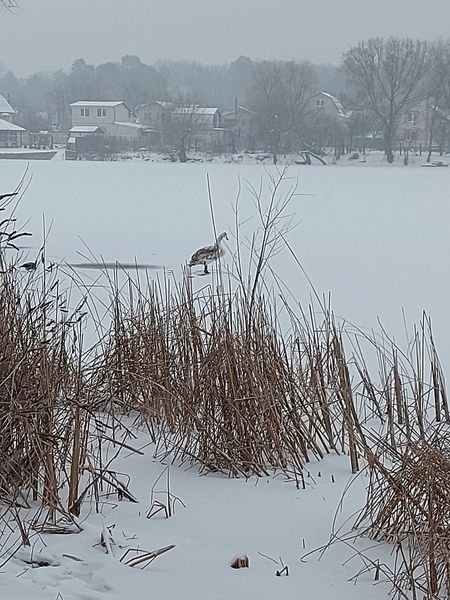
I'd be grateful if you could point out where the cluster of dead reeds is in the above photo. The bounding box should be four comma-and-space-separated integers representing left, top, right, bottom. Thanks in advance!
100, 276, 351, 478
309, 315, 450, 599
353, 434, 450, 599
0, 179, 92, 526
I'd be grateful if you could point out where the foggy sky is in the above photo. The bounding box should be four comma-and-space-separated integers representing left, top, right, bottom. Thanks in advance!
1, 0, 449, 76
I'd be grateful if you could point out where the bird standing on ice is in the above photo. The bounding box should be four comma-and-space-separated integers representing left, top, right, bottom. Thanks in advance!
189, 232, 228, 275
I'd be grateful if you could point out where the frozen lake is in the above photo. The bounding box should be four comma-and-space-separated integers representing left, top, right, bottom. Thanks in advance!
1, 159, 450, 363
1, 159, 449, 600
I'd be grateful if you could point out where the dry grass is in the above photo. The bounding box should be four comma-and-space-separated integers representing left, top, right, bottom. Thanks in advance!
354, 435, 450, 599
0, 177, 94, 521
100, 276, 336, 477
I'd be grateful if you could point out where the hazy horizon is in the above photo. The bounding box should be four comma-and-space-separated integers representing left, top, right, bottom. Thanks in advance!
1, 0, 450, 76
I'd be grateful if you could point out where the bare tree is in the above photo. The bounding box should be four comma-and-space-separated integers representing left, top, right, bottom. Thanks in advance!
343, 37, 428, 163
0, 0, 18, 10
171, 105, 200, 162
249, 60, 318, 161
345, 108, 381, 152
430, 40, 450, 108
426, 40, 450, 160
250, 61, 283, 162
304, 111, 345, 157
279, 60, 318, 149
162, 98, 209, 162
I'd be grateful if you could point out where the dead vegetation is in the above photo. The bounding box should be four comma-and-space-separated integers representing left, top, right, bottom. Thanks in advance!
350, 433, 450, 599
1, 170, 450, 597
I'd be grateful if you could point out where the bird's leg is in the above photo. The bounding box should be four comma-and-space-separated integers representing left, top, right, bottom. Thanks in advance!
203, 262, 209, 275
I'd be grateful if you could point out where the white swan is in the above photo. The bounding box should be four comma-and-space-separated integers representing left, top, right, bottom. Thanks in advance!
189, 232, 228, 275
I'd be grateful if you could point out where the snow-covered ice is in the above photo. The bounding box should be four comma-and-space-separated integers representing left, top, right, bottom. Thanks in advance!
2, 159, 450, 350
1, 426, 390, 600
0, 159, 448, 599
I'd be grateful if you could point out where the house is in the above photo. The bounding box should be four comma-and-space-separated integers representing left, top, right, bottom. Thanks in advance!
306, 92, 351, 151
0, 94, 18, 123
134, 101, 173, 147
397, 99, 450, 152
309, 92, 351, 120
222, 104, 256, 151
0, 119, 25, 148
0, 94, 24, 147
429, 105, 450, 153
171, 106, 227, 150
171, 106, 221, 130
135, 101, 228, 151
397, 99, 430, 148
69, 101, 145, 141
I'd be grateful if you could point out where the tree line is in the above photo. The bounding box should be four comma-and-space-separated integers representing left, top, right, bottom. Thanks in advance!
0, 54, 343, 132
1, 37, 450, 161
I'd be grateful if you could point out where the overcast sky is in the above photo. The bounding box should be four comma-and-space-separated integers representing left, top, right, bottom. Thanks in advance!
1, 0, 449, 76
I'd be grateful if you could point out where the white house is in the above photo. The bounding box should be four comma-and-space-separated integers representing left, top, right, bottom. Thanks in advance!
310, 92, 351, 119
134, 102, 226, 150
0, 94, 18, 123
69, 101, 144, 140
171, 106, 221, 129
0, 119, 25, 147
0, 94, 24, 147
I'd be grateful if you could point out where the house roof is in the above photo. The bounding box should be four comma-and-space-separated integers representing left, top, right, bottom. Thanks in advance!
114, 121, 143, 130
69, 125, 104, 133
0, 94, 17, 114
432, 105, 450, 121
148, 102, 219, 116
222, 106, 254, 119
153, 101, 174, 110
0, 118, 25, 131
70, 101, 125, 107
174, 106, 218, 115
319, 92, 351, 118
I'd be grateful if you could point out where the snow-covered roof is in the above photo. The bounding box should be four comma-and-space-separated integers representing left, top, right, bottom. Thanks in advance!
149, 102, 219, 116
0, 118, 25, 131
432, 105, 450, 121
114, 121, 143, 129
222, 106, 254, 119
0, 94, 17, 114
173, 106, 219, 115
319, 92, 351, 118
153, 101, 174, 110
70, 101, 125, 107
69, 125, 104, 133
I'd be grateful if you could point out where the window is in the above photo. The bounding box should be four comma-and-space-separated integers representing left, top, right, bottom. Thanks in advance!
81, 108, 90, 117
102, 108, 106, 117
315, 98, 325, 107
406, 111, 418, 124
97, 108, 107, 117
406, 129, 417, 141
0, 130, 19, 147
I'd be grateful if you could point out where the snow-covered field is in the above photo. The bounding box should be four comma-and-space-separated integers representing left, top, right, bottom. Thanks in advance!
1, 159, 449, 599
2, 429, 389, 600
